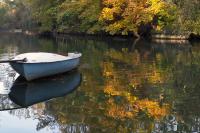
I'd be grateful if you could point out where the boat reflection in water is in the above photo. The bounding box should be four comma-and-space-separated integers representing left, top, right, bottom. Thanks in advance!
8, 71, 82, 107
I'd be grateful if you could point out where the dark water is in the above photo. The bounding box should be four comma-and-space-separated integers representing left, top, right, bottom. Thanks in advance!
0, 34, 200, 133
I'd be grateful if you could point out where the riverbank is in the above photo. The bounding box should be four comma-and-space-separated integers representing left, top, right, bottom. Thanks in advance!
1, 29, 200, 43
152, 33, 200, 42
28, 30, 200, 42
152, 34, 188, 40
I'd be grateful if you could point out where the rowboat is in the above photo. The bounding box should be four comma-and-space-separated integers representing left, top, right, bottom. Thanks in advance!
9, 71, 81, 107
3, 52, 82, 81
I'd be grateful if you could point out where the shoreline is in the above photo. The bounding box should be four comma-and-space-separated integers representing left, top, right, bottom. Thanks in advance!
151, 34, 188, 40
1, 30, 200, 43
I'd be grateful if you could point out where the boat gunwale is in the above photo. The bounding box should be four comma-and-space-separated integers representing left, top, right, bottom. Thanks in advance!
11, 55, 81, 64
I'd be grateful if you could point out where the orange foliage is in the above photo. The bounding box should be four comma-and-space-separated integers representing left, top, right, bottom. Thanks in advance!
136, 99, 169, 119
107, 99, 137, 119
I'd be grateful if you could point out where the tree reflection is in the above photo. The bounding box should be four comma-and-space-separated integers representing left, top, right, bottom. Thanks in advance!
0, 34, 200, 132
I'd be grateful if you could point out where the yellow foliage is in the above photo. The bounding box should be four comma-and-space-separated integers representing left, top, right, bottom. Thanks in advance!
105, 21, 125, 34
100, 8, 115, 21
102, 48, 171, 121
103, 68, 169, 120
106, 99, 137, 119
136, 99, 169, 119
104, 0, 126, 6
104, 83, 169, 119
99, 0, 175, 34
104, 84, 121, 96
105, 49, 168, 86
102, 62, 114, 77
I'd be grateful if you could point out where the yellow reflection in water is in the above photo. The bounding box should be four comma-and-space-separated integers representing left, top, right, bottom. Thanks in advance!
103, 50, 170, 120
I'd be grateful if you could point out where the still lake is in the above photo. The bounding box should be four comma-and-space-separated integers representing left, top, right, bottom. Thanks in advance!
0, 34, 199, 133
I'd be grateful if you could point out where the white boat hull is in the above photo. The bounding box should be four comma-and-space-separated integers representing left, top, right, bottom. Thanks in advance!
10, 55, 81, 81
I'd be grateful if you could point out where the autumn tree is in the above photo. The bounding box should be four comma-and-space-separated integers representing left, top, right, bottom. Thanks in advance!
99, 0, 176, 37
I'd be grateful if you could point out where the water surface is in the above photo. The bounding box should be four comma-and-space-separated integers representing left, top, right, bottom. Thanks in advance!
0, 34, 200, 132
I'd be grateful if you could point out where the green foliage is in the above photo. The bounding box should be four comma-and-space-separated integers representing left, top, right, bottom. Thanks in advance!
57, 0, 102, 34
0, 4, 7, 26
0, 0, 33, 29
27, 0, 61, 31
167, 0, 200, 34
57, 2, 85, 32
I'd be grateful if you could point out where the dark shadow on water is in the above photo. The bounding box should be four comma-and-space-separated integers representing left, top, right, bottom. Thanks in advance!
7, 71, 82, 108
